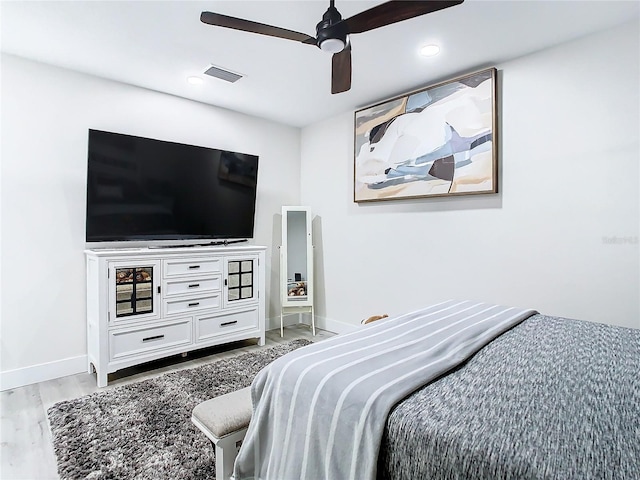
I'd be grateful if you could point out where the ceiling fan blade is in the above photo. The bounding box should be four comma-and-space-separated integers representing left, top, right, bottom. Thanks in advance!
200, 12, 317, 44
331, 45, 352, 94
344, 0, 464, 34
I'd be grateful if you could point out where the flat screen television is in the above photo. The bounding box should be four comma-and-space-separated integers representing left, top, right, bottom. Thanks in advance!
86, 129, 259, 243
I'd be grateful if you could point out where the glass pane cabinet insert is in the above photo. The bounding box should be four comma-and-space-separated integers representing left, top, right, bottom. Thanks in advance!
227, 259, 254, 302
115, 266, 154, 317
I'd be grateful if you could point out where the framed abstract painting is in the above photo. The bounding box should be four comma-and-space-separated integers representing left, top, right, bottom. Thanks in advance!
353, 67, 498, 202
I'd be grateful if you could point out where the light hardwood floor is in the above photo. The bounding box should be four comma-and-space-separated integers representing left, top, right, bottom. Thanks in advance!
0, 325, 333, 480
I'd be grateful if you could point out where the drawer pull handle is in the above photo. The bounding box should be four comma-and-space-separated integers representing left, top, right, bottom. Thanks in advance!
188, 265, 201, 269
188, 284, 200, 288
188, 302, 200, 307
142, 335, 164, 342
221, 320, 238, 327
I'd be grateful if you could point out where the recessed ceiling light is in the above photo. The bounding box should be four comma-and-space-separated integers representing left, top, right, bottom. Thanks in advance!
187, 76, 204, 85
420, 44, 440, 57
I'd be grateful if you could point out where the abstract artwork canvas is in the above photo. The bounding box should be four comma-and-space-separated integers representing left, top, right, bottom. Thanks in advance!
354, 67, 498, 202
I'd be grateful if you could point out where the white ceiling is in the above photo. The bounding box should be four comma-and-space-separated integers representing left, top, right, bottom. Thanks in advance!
1, 1, 638, 128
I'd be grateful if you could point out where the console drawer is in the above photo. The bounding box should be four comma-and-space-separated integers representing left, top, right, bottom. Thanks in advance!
164, 257, 221, 277
163, 275, 222, 297
164, 293, 221, 316
196, 308, 259, 342
110, 320, 191, 360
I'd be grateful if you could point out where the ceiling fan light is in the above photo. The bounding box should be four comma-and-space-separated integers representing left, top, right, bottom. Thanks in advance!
320, 38, 345, 53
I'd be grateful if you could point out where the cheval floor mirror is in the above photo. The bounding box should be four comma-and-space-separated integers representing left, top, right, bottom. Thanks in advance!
280, 206, 314, 336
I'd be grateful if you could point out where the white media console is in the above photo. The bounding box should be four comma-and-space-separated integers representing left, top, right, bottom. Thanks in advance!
85, 245, 266, 387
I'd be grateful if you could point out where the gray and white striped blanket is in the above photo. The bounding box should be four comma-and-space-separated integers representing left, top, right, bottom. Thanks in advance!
233, 300, 537, 480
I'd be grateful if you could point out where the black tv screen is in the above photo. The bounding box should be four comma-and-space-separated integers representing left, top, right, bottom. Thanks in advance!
86, 129, 259, 242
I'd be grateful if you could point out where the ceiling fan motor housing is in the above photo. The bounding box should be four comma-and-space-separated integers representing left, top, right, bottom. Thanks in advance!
316, 5, 348, 53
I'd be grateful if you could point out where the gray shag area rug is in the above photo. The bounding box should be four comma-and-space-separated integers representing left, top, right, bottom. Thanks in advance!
47, 339, 311, 480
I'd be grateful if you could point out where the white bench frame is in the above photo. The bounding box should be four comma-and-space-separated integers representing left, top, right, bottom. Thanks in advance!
191, 415, 248, 480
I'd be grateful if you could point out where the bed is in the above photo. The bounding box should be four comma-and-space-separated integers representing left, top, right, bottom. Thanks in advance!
234, 300, 640, 480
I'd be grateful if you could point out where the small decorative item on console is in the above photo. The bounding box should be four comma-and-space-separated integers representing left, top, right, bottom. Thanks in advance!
362, 314, 389, 325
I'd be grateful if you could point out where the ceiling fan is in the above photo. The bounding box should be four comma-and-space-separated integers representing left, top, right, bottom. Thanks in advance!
200, 0, 464, 94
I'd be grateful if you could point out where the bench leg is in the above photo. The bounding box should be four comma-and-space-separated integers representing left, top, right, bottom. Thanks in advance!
213, 428, 248, 480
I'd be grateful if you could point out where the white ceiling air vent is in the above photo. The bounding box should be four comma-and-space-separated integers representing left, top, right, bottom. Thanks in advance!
203, 64, 244, 83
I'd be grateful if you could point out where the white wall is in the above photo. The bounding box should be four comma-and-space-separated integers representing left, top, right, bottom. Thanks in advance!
301, 20, 639, 331
2, 20, 638, 389
0, 54, 301, 388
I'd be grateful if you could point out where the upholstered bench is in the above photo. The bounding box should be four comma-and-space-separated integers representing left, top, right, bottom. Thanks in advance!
192, 387, 253, 480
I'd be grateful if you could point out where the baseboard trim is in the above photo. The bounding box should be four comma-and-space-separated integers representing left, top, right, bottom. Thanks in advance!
316, 315, 358, 335
0, 355, 87, 391
266, 313, 357, 336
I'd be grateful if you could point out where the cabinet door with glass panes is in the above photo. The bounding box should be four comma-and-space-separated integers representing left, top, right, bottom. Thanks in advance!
224, 256, 259, 308
108, 260, 161, 323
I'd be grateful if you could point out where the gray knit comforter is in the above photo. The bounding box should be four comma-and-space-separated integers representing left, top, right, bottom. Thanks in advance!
378, 313, 640, 480
234, 300, 537, 480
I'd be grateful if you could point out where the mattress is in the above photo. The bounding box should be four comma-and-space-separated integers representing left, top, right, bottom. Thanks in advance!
378, 314, 640, 480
